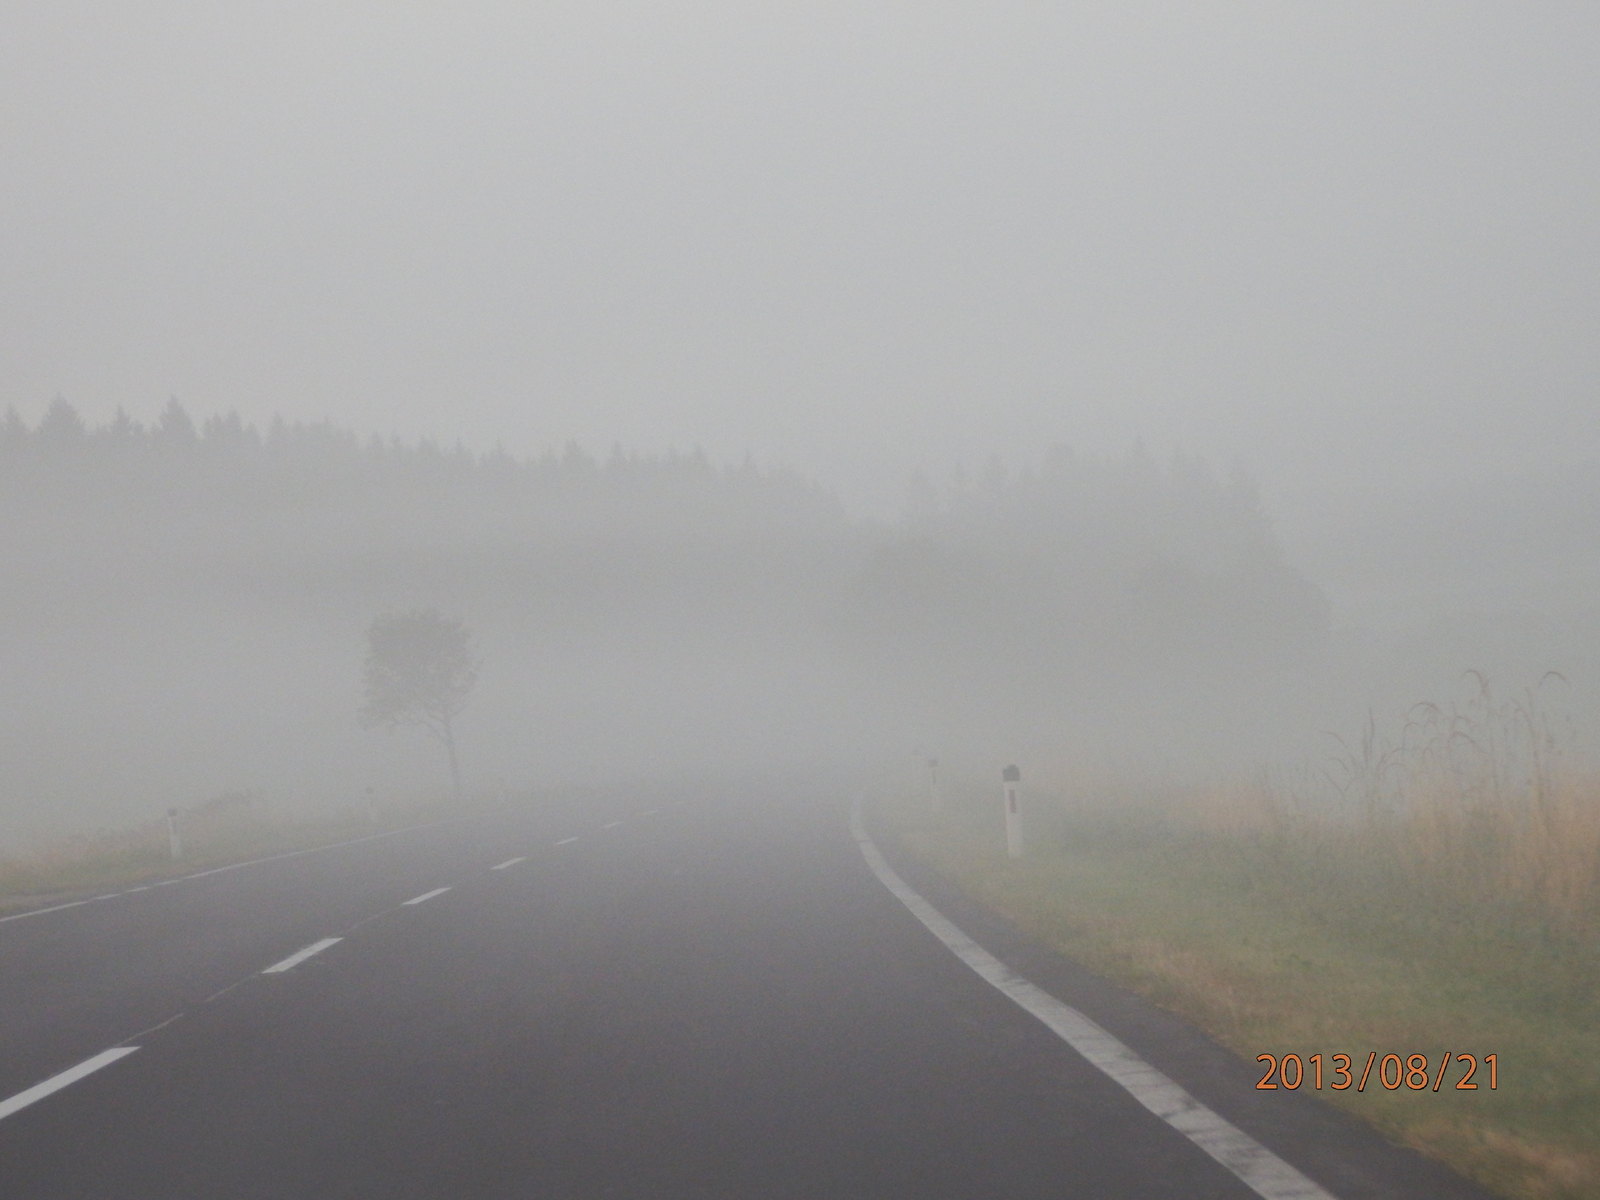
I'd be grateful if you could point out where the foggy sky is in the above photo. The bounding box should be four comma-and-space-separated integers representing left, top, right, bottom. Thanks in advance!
3, 2, 1597, 515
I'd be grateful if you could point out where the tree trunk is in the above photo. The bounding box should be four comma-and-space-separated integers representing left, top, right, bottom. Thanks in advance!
442, 718, 462, 800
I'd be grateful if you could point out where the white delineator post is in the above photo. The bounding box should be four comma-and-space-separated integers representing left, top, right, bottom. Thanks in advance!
166, 807, 183, 860
1002, 765, 1022, 859
928, 757, 941, 814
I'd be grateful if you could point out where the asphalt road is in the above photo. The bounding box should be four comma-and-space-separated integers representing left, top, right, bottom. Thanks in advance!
0, 782, 1495, 1199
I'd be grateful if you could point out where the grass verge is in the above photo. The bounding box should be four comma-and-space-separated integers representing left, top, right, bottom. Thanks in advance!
880, 782, 1600, 1200
0, 794, 462, 915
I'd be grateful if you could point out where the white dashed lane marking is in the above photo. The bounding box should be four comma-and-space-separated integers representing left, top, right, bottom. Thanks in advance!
402, 887, 452, 906
0, 1048, 141, 1123
261, 937, 343, 974
0, 805, 675, 1125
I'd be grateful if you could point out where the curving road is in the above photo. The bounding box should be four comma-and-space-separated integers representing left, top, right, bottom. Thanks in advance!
0, 782, 1494, 1199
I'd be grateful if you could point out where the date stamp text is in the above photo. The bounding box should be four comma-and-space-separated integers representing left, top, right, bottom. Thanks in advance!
1255, 1053, 1497, 1092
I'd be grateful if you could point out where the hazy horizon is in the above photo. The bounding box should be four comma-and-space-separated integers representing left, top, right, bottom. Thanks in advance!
4, 3, 1598, 847
5, 3, 1599, 520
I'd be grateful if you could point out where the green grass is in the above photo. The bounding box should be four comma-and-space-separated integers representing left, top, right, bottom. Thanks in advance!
881, 785, 1600, 1200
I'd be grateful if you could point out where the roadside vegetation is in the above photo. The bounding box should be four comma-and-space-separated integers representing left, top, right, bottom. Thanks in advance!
0, 792, 462, 915
884, 678, 1600, 1200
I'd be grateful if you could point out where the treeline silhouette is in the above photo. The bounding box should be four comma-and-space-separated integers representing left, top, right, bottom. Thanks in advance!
0, 398, 1330, 838
849, 444, 1329, 688
2, 397, 1327, 672
1, 397, 842, 536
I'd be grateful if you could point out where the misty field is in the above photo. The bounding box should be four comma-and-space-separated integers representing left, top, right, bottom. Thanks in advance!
885, 685, 1600, 1200
0, 408, 1340, 848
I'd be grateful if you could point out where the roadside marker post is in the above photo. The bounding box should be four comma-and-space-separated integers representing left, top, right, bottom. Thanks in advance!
928, 757, 941, 814
1002, 765, 1022, 858
167, 808, 183, 860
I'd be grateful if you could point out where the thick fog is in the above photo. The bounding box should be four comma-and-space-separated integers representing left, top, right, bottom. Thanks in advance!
2, 5, 1597, 845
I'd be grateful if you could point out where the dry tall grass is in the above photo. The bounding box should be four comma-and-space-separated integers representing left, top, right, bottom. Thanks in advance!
0, 791, 417, 907
1214, 672, 1600, 941
886, 674, 1600, 1199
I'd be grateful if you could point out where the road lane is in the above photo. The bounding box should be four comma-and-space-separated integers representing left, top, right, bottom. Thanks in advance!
0, 796, 613, 1105
0, 783, 1496, 1199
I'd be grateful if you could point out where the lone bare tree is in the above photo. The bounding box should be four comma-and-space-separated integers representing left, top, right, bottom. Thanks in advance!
360, 609, 478, 798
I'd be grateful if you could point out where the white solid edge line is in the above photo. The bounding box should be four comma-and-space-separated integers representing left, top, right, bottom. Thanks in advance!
601, 821, 623, 829
0, 1047, 141, 1122
402, 886, 452, 906
176, 818, 455, 882
261, 937, 343, 974
850, 803, 1338, 1200
555, 836, 580, 845
490, 857, 527, 870
0, 817, 463, 927
0, 899, 92, 925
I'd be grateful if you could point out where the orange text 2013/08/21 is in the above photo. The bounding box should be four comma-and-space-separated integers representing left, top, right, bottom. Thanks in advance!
1255, 1053, 1497, 1092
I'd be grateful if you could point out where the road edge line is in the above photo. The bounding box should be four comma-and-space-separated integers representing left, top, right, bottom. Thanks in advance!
0, 899, 93, 926
850, 800, 1337, 1200
0, 816, 463, 926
